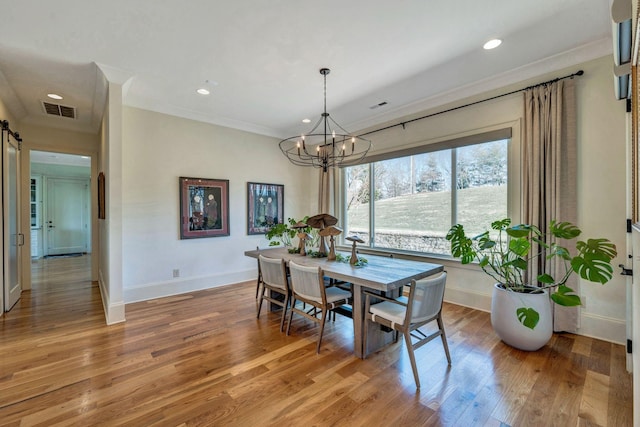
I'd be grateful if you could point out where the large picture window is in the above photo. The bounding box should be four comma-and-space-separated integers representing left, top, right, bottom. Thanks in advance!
343, 132, 510, 256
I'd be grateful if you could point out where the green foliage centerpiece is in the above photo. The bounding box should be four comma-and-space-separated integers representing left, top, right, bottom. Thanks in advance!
446, 218, 617, 335
266, 217, 319, 254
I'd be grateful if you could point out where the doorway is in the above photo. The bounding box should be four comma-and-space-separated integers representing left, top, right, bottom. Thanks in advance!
30, 150, 91, 292
45, 177, 90, 256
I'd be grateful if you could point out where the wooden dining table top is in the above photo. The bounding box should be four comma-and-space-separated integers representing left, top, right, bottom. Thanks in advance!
244, 247, 444, 292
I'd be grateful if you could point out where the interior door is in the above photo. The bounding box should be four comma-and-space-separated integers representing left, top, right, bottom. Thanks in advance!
46, 178, 89, 256
4, 133, 22, 311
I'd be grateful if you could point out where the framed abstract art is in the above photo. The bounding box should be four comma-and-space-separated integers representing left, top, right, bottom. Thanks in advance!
247, 182, 284, 235
179, 177, 229, 239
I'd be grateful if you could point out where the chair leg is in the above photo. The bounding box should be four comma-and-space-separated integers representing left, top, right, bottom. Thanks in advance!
279, 294, 289, 332
316, 308, 328, 354
286, 299, 296, 335
403, 329, 421, 389
255, 269, 262, 299
256, 288, 265, 318
437, 317, 452, 364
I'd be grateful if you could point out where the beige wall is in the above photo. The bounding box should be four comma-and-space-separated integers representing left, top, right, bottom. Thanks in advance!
121, 107, 315, 302
0, 96, 15, 125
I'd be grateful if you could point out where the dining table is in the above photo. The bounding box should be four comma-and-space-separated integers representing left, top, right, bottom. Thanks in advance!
244, 247, 444, 358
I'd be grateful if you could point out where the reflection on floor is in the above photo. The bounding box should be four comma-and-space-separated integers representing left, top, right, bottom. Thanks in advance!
31, 253, 91, 290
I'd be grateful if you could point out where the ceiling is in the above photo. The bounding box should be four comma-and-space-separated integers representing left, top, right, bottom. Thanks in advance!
31, 150, 91, 167
0, 1, 614, 140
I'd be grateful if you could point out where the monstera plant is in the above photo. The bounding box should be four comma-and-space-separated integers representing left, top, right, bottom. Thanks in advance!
446, 219, 617, 338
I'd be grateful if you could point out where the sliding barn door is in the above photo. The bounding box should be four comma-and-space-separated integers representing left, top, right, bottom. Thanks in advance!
3, 131, 22, 311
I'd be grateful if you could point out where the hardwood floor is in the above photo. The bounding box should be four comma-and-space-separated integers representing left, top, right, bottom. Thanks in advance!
0, 256, 633, 426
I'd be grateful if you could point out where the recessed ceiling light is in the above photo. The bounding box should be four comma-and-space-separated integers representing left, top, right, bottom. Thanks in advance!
483, 39, 502, 50
47, 93, 63, 100
302, 118, 311, 123
196, 88, 210, 95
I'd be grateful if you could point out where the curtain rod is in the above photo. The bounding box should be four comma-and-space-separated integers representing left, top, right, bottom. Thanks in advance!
358, 70, 584, 138
1, 120, 22, 142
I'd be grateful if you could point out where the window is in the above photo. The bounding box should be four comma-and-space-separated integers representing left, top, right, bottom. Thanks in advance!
30, 176, 41, 228
342, 131, 510, 256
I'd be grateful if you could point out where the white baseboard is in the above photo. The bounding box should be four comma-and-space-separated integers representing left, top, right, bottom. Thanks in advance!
105, 302, 126, 325
444, 284, 625, 345
445, 285, 492, 313
98, 269, 126, 325
577, 312, 626, 345
124, 269, 257, 304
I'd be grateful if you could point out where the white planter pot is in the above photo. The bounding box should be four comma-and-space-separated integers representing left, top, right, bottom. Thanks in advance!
491, 283, 553, 351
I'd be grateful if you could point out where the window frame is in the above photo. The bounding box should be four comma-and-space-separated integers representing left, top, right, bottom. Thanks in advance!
336, 123, 521, 258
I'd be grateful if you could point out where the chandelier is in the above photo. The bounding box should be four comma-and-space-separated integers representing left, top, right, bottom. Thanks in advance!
279, 68, 371, 172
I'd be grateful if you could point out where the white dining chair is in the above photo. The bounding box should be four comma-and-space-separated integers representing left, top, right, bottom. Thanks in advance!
363, 272, 451, 389
257, 255, 290, 332
286, 261, 352, 353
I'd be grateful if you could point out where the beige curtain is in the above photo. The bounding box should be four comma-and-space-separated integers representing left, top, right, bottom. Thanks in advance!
318, 168, 333, 214
522, 79, 578, 332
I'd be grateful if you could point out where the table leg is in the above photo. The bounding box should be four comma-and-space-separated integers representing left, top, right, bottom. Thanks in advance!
354, 286, 399, 359
352, 283, 364, 358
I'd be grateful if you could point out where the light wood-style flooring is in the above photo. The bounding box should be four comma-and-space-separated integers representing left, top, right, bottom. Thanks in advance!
0, 255, 633, 426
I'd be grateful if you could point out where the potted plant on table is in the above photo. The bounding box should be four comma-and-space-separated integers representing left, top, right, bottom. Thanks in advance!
266, 217, 318, 254
265, 220, 296, 248
446, 218, 617, 351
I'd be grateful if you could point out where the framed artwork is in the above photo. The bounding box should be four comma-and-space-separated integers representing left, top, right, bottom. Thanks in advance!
179, 177, 229, 239
98, 172, 105, 219
247, 182, 284, 235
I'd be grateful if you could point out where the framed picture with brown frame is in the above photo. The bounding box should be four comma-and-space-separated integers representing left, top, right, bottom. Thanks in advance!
179, 177, 229, 239
247, 182, 284, 235
98, 172, 106, 219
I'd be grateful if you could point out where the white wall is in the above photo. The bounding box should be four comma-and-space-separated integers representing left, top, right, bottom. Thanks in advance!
121, 107, 314, 302
575, 57, 628, 340
346, 54, 628, 344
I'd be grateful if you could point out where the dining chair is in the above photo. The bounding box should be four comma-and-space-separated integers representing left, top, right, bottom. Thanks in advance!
286, 261, 352, 353
257, 255, 290, 332
363, 272, 451, 389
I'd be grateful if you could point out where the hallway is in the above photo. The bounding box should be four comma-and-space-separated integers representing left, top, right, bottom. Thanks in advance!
13, 254, 98, 324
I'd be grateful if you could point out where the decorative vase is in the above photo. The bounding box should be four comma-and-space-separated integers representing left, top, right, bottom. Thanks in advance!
491, 283, 553, 351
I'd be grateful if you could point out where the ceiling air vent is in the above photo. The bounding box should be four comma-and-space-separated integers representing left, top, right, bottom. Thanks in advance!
369, 101, 388, 110
41, 101, 76, 119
